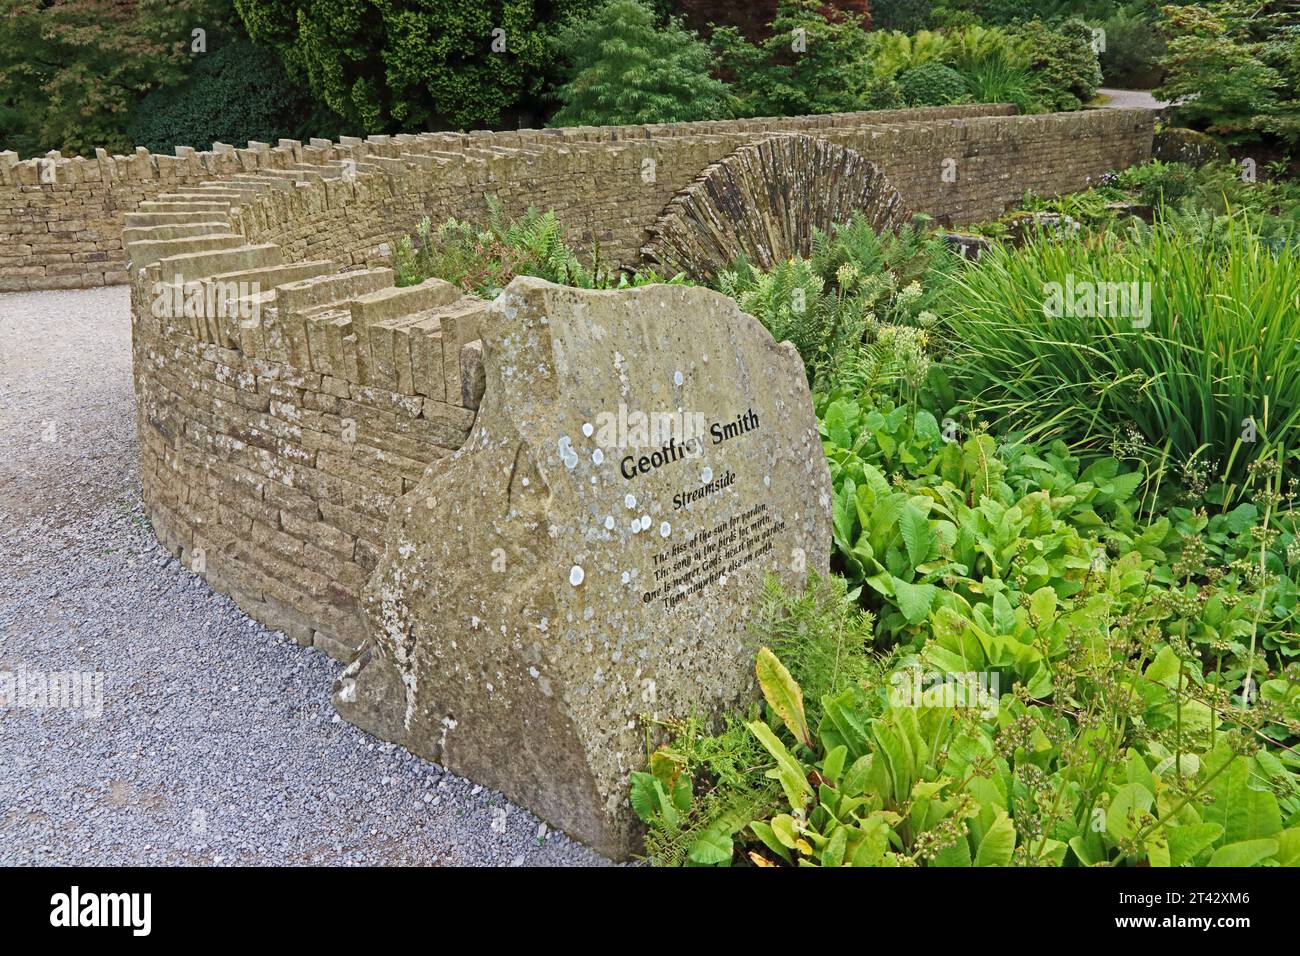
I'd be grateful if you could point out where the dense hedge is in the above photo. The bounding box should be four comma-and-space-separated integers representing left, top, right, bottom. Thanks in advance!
897, 60, 969, 107
127, 37, 341, 153
234, 0, 599, 132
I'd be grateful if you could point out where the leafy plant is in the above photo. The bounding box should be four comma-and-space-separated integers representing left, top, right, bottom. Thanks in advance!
548, 0, 731, 127
1155, 0, 1298, 147
898, 60, 970, 107
943, 217, 1300, 484
1011, 17, 1103, 112
715, 214, 957, 393
713, 0, 902, 117
635, 618, 1300, 866
631, 437, 1300, 866
0, 0, 233, 156
234, 0, 598, 131
1098, 4, 1166, 89
393, 196, 689, 296
127, 36, 340, 153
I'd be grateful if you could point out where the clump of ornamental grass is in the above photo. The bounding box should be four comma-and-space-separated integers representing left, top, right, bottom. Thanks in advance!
944, 215, 1300, 485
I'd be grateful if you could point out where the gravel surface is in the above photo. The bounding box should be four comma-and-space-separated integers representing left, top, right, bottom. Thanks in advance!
0, 286, 609, 867
1095, 88, 1170, 111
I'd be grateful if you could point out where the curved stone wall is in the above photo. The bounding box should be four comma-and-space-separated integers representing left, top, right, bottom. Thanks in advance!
1, 102, 1161, 292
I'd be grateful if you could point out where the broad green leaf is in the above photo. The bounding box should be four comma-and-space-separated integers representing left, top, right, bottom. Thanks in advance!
1107, 783, 1154, 845
749, 820, 793, 863
1167, 823, 1223, 867
687, 819, 736, 866
821, 825, 848, 867
892, 576, 937, 625
628, 771, 661, 823
755, 647, 812, 748
1069, 834, 1101, 867
899, 502, 935, 568
769, 814, 799, 849
1028, 586, 1057, 624
849, 818, 890, 866
1272, 827, 1300, 866
748, 721, 813, 809
974, 810, 1016, 866
1145, 645, 1183, 685
822, 744, 847, 786
1205, 749, 1282, 844
841, 754, 873, 795
991, 592, 1016, 635
931, 832, 972, 867
1206, 839, 1279, 868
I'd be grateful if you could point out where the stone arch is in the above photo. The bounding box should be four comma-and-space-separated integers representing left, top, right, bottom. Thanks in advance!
640, 134, 910, 281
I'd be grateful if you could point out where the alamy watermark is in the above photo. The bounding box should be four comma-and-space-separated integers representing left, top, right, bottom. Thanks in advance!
889, 667, 1001, 719
1042, 274, 1151, 328
1, 667, 104, 718
151, 275, 262, 329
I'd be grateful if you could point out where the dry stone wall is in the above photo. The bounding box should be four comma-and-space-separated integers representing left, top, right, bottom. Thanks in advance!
1, 103, 1156, 292
132, 253, 487, 660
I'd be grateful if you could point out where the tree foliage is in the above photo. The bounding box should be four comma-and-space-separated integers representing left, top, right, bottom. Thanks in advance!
713, 0, 902, 117
0, 0, 232, 157
233, 0, 599, 132
126, 36, 342, 153
1013, 17, 1102, 112
549, 0, 730, 126
1156, 0, 1300, 148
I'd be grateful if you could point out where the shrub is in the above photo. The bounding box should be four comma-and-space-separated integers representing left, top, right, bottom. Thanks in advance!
393, 196, 688, 296
943, 219, 1300, 483
714, 0, 902, 116
127, 37, 341, 153
394, 198, 601, 296
234, 0, 598, 131
939, 22, 1031, 74
897, 60, 969, 106
1012, 17, 1103, 112
1156, 0, 1299, 148
715, 215, 957, 393
961, 56, 1044, 113
865, 29, 952, 78
866, 24, 1048, 112
631, 398, 1300, 865
1098, 7, 1166, 89
1113, 158, 1199, 207
548, 0, 730, 126
0, 0, 233, 156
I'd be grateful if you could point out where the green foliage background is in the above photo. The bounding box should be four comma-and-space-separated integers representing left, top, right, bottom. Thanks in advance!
897, 60, 970, 107
713, 0, 903, 117
548, 0, 730, 126
127, 36, 342, 153
0, 0, 234, 157
233, 0, 600, 132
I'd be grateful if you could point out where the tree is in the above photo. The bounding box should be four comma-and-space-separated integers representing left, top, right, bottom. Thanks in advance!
872, 0, 935, 33
233, 0, 600, 132
0, 0, 232, 157
1156, 1, 1294, 146
1012, 17, 1102, 112
713, 0, 902, 117
127, 37, 342, 152
549, 0, 730, 127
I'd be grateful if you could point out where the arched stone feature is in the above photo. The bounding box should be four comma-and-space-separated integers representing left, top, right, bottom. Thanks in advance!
640, 134, 909, 281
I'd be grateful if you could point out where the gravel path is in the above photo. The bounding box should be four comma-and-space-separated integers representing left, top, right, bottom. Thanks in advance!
1095, 88, 1170, 111
0, 286, 608, 867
